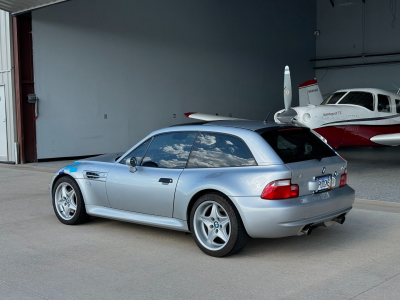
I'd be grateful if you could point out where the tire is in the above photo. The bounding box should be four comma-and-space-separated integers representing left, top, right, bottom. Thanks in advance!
52, 176, 90, 225
190, 193, 248, 257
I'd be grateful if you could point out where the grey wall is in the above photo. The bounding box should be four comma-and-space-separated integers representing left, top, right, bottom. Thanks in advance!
316, 0, 400, 97
32, 0, 316, 159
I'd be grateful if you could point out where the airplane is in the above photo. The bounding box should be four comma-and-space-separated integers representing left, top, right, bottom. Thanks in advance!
185, 66, 400, 148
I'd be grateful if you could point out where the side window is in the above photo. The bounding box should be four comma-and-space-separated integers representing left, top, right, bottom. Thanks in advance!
187, 132, 257, 168
396, 100, 400, 113
141, 132, 196, 168
120, 139, 151, 165
338, 92, 374, 111
377, 94, 391, 112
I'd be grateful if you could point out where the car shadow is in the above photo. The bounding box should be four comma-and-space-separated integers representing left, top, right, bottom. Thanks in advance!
237, 215, 379, 258
82, 211, 378, 259
84, 216, 194, 240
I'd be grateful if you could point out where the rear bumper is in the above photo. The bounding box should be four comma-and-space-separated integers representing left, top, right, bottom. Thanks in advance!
230, 185, 355, 238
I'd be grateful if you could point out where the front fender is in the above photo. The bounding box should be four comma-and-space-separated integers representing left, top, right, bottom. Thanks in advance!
49, 160, 115, 208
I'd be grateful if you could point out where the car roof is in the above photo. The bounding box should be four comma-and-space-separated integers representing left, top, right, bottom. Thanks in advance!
171, 120, 298, 133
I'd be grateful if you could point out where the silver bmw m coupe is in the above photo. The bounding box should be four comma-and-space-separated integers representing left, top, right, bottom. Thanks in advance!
50, 120, 355, 257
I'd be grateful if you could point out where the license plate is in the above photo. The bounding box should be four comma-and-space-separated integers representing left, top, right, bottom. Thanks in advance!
316, 174, 332, 192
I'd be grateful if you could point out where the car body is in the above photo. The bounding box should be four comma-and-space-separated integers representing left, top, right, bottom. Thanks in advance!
50, 120, 355, 256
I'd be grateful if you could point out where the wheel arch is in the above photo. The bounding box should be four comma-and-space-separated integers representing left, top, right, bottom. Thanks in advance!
51, 172, 91, 225
51, 173, 84, 199
186, 189, 244, 232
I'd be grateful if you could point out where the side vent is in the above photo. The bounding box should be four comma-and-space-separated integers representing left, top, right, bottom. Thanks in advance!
84, 171, 107, 181
86, 172, 100, 179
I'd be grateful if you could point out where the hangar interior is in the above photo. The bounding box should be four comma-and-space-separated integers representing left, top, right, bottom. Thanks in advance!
316, 0, 400, 94
0, 0, 399, 186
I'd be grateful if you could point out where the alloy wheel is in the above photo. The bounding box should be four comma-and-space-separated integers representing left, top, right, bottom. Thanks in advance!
54, 182, 77, 220
193, 201, 231, 251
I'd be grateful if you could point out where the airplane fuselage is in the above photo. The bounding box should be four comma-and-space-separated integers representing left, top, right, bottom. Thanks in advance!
275, 88, 400, 147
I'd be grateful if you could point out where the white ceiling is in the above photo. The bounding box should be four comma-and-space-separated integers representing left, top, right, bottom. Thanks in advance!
0, 0, 67, 15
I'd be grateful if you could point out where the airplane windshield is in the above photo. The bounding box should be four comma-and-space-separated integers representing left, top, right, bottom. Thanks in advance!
321, 92, 347, 105
338, 92, 374, 111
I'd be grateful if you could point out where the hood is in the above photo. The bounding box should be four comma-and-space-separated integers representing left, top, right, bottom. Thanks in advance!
79, 152, 123, 164
53, 152, 124, 180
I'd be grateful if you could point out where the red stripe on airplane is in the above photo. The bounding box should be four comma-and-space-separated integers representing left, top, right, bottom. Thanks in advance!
299, 79, 318, 88
314, 125, 400, 148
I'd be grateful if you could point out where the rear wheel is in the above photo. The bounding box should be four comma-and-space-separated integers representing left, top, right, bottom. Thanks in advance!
190, 193, 248, 257
52, 176, 90, 225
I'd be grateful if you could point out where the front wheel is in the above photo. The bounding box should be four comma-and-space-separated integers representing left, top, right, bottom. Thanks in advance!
190, 193, 248, 257
52, 176, 90, 225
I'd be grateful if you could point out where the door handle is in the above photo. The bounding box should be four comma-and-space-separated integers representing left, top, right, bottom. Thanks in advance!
159, 178, 173, 184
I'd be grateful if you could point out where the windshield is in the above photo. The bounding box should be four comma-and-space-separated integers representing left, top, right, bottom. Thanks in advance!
260, 128, 336, 164
321, 92, 347, 105
338, 91, 374, 111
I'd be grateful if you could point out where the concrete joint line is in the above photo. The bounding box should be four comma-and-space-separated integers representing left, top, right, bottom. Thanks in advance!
349, 271, 400, 300
0, 279, 50, 300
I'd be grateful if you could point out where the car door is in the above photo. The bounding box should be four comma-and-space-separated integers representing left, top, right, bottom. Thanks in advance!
106, 131, 196, 217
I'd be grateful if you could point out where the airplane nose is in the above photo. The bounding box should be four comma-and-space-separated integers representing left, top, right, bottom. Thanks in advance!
303, 113, 311, 123
276, 108, 298, 124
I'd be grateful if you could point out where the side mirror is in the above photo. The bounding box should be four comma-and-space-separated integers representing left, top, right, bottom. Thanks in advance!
126, 157, 138, 173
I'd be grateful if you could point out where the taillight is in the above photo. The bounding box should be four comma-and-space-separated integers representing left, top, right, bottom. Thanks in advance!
340, 173, 347, 186
261, 179, 299, 200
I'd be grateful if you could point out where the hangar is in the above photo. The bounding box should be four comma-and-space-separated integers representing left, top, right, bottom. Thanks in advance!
0, 0, 399, 163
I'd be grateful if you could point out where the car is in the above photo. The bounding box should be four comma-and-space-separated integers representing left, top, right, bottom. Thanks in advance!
50, 120, 355, 257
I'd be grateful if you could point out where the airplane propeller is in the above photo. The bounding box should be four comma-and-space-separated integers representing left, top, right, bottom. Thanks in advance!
284, 66, 292, 111
277, 65, 300, 125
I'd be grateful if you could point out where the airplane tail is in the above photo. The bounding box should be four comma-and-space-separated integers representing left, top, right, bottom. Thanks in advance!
299, 79, 323, 106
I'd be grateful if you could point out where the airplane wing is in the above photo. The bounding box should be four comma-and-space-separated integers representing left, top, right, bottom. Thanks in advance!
370, 133, 400, 146
184, 112, 244, 121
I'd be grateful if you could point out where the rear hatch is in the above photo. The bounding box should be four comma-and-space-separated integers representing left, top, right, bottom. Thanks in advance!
259, 127, 347, 196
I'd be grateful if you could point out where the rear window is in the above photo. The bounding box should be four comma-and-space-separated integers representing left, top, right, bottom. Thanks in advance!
260, 128, 336, 163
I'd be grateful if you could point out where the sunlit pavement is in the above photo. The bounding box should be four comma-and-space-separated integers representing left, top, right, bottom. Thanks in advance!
0, 163, 399, 300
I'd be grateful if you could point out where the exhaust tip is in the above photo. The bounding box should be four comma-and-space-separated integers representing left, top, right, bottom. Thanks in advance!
301, 225, 314, 236
335, 215, 346, 225
337, 216, 346, 225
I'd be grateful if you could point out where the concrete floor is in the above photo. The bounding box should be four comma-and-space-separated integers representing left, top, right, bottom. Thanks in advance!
1, 164, 400, 299
339, 147, 400, 203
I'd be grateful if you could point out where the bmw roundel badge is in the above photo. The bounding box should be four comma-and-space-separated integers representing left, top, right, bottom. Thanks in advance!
322, 167, 326, 174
